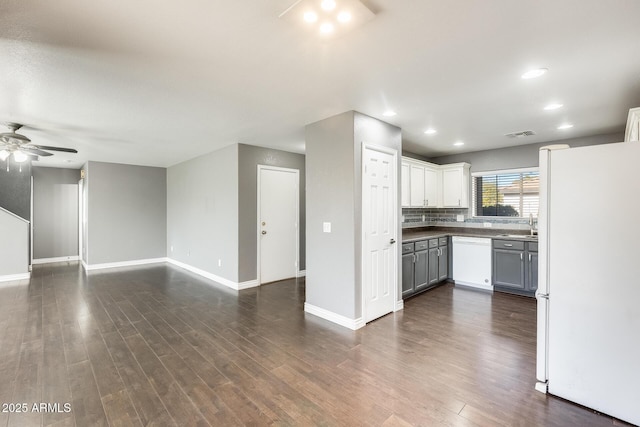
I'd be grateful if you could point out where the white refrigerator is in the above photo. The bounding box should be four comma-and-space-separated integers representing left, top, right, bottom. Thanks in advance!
536, 142, 640, 426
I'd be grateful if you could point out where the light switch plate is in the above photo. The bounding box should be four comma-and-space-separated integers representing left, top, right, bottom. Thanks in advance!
323, 222, 331, 233
456, 214, 464, 222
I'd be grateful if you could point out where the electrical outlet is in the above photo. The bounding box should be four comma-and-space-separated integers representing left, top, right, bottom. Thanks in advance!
422, 214, 426, 221
483, 222, 492, 228
218, 259, 222, 267
456, 215, 464, 222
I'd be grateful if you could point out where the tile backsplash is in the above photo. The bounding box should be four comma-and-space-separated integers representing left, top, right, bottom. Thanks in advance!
402, 207, 532, 230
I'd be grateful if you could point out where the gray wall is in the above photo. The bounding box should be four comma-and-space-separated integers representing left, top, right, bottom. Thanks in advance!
0, 159, 31, 220
0, 208, 29, 276
428, 132, 623, 172
32, 167, 80, 260
306, 111, 401, 320
167, 144, 239, 282
238, 143, 306, 282
86, 161, 167, 265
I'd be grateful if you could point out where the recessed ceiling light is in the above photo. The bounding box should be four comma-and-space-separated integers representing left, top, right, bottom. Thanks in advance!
424, 129, 437, 135
321, 0, 336, 11
337, 11, 352, 23
319, 22, 334, 34
557, 123, 574, 130
453, 142, 465, 146
544, 103, 563, 110
303, 11, 318, 23
383, 110, 397, 117
521, 68, 548, 79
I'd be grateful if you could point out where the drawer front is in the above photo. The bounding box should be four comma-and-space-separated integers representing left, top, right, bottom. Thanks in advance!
415, 240, 429, 251
493, 239, 525, 250
528, 241, 538, 252
438, 237, 448, 246
428, 239, 439, 248
402, 243, 414, 254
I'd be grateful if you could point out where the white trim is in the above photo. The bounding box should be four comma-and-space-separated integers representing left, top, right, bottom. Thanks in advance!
30, 175, 33, 266
82, 260, 89, 270
257, 165, 300, 286
296, 270, 306, 278
166, 258, 259, 291
83, 257, 167, 271
304, 303, 365, 330
33, 256, 80, 265
361, 142, 399, 324
471, 166, 539, 177
394, 300, 404, 312
454, 281, 494, 292
0, 206, 30, 224
535, 381, 549, 394
0, 273, 31, 283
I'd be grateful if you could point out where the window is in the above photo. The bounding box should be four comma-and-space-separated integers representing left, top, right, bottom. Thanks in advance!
472, 169, 539, 218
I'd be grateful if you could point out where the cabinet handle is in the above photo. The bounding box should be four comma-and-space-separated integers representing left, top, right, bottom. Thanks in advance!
529, 253, 532, 262
520, 253, 523, 261
504, 243, 513, 247
412, 254, 416, 263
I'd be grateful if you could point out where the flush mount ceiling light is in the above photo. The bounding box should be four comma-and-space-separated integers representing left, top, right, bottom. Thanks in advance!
383, 110, 397, 117
424, 128, 437, 135
453, 141, 465, 146
544, 103, 563, 111
521, 68, 548, 79
280, 0, 375, 38
557, 123, 574, 130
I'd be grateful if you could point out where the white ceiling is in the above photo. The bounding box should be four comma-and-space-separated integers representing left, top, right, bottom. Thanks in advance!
1, 0, 639, 168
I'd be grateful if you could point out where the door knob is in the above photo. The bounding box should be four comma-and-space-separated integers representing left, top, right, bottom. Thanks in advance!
390, 238, 396, 244
262, 230, 267, 235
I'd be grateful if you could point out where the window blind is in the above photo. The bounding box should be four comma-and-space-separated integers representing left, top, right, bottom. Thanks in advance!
472, 170, 539, 218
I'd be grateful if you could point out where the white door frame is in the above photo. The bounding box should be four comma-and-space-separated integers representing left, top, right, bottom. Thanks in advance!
256, 165, 300, 285
360, 142, 399, 323
78, 178, 84, 264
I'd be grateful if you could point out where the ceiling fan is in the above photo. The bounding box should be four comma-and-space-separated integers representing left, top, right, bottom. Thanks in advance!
0, 123, 78, 163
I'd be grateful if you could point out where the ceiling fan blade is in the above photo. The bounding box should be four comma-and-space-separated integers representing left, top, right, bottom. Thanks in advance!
20, 147, 54, 157
0, 132, 31, 143
30, 145, 78, 154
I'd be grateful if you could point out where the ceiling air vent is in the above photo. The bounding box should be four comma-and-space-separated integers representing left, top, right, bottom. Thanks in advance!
504, 130, 536, 138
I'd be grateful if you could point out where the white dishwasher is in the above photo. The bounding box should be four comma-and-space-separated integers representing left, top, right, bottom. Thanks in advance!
452, 236, 492, 291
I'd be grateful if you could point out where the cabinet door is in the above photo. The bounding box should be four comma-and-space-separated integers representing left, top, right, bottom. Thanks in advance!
402, 253, 415, 297
428, 247, 439, 285
424, 166, 439, 208
410, 164, 426, 207
493, 249, 526, 289
401, 162, 411, 207
442, 167, 463, 207
438, 245, 448, 282
414, 250, 428, 290
528, 252, 538, 293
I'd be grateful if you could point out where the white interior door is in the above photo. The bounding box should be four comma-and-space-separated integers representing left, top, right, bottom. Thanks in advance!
258, 166, 298, 284
363, 145, 397, 323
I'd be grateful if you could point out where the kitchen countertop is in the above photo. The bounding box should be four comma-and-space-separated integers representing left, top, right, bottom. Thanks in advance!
402, 226, 538, 243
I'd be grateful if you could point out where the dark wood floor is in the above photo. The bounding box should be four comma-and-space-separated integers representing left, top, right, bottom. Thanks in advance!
0, 262, 628, 427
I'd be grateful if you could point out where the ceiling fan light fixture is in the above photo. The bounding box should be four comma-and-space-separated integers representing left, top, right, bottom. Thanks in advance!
0, 150, 9, 161
13, 150, 28, 163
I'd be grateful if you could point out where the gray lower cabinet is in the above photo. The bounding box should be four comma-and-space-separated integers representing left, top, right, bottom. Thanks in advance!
493, 239, 538, 296
403, 237, 449, 299
402, 252, 415, 297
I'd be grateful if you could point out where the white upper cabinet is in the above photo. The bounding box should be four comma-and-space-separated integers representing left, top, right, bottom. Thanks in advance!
401, 157, 469, 208
625, 107, 640, 142
401, 161, 411, 207
441, 163, 470, 207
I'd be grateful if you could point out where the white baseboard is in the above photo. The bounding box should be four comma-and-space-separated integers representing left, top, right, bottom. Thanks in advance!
296, 270, 306, 278
0, 272, 31, 283
304, 303, 365, 330
394, 299, 404, 312
454, 281, 494, 292
166, 258, 259, 291
83, 258, 168, 271
33, 256, 80, 265
535, 381, 548, 394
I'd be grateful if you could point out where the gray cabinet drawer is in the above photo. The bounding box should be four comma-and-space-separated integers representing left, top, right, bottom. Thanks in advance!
493, 239, 525, 250
428, 239, 439, 248
528, 242, 538, 252
402, 243, 414, 254
438, 237, 448, 246
415, 240, 429, 251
